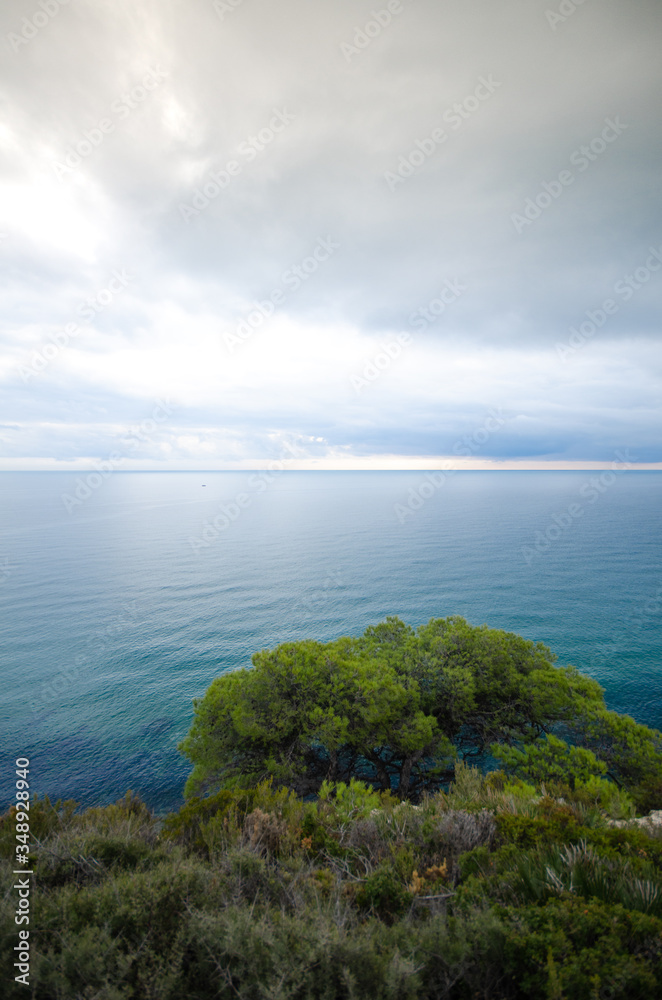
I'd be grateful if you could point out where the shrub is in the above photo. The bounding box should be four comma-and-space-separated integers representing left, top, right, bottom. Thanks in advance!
447, 759, 486, 806
242, 808, 289, 855
631, 774, 662, 814
77, 790, 154, 832
355, 864, 412, 921
436, 809, 497, 856
484, 769, 507, 792
497, 898, 662, 997
299, 805, 344, 856
346, 816, 390, 862
0, 795, 78, 859
502, 776, 539, 802
568, 775, 635, 820
33, 833, 163, 889
161, 787, 257, 855
319, 778, 387, 825
495, 806, 585, 850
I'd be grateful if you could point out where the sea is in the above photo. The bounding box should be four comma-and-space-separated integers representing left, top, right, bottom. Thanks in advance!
1, 471, 660, 813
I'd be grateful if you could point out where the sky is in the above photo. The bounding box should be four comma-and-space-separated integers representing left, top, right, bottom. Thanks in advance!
1, 0, 661, 470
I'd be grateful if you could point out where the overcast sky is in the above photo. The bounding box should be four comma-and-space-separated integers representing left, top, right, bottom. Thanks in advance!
1, 0, 661, 470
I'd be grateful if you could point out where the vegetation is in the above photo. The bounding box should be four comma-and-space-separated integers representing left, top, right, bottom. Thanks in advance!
180, 617, 662, 805
2, 618, 662, 998
2, 769, 662, 999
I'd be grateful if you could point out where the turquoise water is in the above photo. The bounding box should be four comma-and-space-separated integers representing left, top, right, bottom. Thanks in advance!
1, 471, 660, 812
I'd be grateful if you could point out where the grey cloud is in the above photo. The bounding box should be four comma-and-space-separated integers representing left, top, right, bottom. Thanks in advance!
0, 0, 661, 465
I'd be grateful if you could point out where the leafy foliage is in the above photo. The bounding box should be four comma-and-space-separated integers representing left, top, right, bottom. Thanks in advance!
492, 732, 607, 785
180, 616, 661, 803
3, 777, 662, 1000
4, 619, 662, 998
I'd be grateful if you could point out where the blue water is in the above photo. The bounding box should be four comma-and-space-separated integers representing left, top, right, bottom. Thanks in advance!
1, 471, 661, 812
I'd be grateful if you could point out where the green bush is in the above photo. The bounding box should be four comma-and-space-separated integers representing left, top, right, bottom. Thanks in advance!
3, 736, 662, 1000
497, 898, 662, 998
355, 864, 412, 921
3, 811, 662, 1000
299, 803, 343, 854
565, 775, 636, 820
319, 777, 385, 824
495, 807, 585, 848
447, 759, 486, 806
0, 795, 78, 859
161, 786, 257, 855
631, 774, 662, 813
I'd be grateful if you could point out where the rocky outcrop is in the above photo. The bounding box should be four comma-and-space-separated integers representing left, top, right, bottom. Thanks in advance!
608, 810, 662, 830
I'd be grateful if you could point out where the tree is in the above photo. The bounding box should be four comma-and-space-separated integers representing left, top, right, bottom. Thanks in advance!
570, 707, 662, 789
179, 634, 453, 798
179, 616, 662, 801
492, 733, 607, 786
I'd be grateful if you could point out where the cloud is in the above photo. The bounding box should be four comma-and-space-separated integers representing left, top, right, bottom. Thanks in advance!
0, 0, 660, 467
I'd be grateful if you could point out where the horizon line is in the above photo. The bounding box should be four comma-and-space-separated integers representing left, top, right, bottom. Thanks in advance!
1, 461, 662, 473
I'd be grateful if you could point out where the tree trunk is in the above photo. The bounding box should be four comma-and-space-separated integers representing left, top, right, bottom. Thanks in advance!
399, 750, 423, 799
326, 748, 338, 782
366, 751, 391, 791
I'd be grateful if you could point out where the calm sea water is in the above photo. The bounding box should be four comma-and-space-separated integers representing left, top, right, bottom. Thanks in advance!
1, 471, 661, 812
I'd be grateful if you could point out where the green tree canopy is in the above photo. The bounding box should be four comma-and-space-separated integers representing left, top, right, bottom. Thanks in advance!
179, 616, 662, 800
